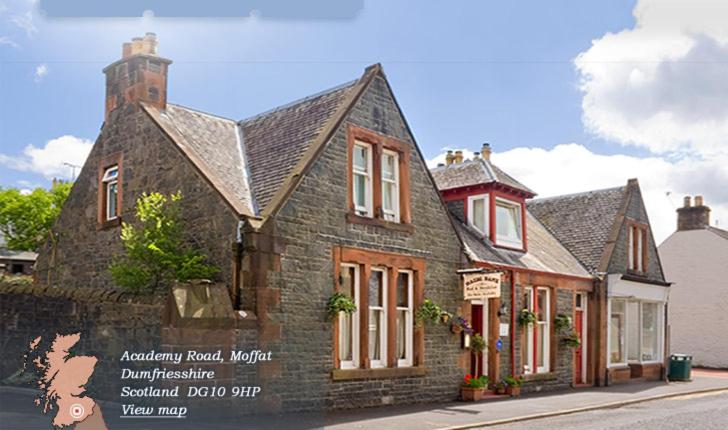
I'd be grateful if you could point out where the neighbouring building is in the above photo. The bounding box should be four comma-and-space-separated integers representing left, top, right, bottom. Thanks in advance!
34, 34, 469, 411
431, 146, 595, 392
529, 179, 670, 385
659, 196, 728, 369
0, 249, 37, 276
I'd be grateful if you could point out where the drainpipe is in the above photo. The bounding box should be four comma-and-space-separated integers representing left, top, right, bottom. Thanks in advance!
232, 220, 245, 308
510, 271, 516, 377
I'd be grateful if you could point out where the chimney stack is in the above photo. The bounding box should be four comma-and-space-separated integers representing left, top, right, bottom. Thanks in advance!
473, 152, 480, 160
445, 150, 454, 166
102, 33, 172, 121
677, 195, 710, 231
481, 143, 492, 161
454, 150, 464, 164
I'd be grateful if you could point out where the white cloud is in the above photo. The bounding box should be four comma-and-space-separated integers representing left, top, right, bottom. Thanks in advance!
11, 10, 36, 37
0, 135, 93, 180
575, 0, 728, 159
0, 35, 20, 48
428, 144, 728, 244
34, 63, 47, 82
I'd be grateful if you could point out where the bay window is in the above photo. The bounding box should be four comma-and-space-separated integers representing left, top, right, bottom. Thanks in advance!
608, 298, 663, 366
524, 286, 551, 374
368, 268, 387, 368
495, 197, 523, 249
467, 194, 489, 235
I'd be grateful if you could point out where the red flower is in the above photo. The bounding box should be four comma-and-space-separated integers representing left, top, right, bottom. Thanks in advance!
464, 374, 473, 383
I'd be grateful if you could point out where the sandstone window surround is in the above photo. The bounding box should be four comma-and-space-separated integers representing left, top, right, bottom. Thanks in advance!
346, 125, 412, 233
523, 286, 553, 375
331, 246, 426, 381
627, 221, 649, 274
97, 152, 123, 229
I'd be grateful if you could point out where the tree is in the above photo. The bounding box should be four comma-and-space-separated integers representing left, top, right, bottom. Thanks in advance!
0, 182, 72, 251
109, 192, 218, 294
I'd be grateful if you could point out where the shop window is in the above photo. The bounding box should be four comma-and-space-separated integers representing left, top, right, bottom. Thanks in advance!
338, 263, 360, 369
609, 299, 626, 365
524, 286, 551, 374
609, 299, 663, 366
495, 197, 523, 249
467, 194, 489, 235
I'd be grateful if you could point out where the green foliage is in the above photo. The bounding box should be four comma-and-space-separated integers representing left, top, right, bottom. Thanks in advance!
554, 314, 573, 333
0, 182, 72, 251
462, 374, 489, 389
109, 192, 218, 294
469, 333, 487, 355
0, 274, 33, 286
518, 309, 538, 326
562, 330, 581, 348
503, 375, 523, 387
415, 298, 445, 326
327, 292, 356, 320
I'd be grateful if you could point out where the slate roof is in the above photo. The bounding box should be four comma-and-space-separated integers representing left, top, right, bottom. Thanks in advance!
240, 81, 358, 211
527, 186, 627, 274
0, 249, 38, 261
143, 75, 364, 217
430, 158, 534, 195
458, 211, 590, 278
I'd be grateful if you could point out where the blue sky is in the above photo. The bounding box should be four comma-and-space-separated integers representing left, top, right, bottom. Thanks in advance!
1, 0, 727, 242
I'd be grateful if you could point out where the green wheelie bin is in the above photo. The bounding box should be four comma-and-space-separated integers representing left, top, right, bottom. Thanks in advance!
668, 354, 692, 381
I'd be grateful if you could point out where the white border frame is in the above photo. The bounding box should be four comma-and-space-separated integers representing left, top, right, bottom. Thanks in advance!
339, 263, 360, 369
353, 141, 374, 218
494, 196, 524, 249
396, 270, 413, 367
381, 149, 400, 223
369, 267, 388, 368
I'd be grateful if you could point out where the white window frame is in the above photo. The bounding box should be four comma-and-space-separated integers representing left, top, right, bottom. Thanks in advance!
495, 197, 524, 249
607, 298, 627, 367
608, 298, 664, 367
381, 149, 400, 223
339, 263, 360, 369
467, 193, 489, 236
102, 165, 119, 221
352, 141, 373, 218
369, 267, 388, 368
524, 286, 551, 374
396, 270, 413, 367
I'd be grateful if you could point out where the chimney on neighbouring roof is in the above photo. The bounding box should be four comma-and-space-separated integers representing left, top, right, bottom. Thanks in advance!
454, 150, 464, 164
102, 33, 172, 121
481, 143, 492, 161
473, 152, 480, 160
445, 150, 454, 166
677, 195, 711, 231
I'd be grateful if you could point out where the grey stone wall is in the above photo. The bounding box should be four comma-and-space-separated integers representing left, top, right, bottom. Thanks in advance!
34, 106, 240, 290
607, 186, 665, 282
268, 75, 465, 411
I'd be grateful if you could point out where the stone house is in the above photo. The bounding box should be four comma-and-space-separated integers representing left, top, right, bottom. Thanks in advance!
34, 34, 470, 411
659, 196, 728, 369
431, 147, 594, 393
529, 179, 670, 385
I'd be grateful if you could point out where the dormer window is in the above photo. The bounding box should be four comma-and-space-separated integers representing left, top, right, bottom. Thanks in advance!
495, 197, 523, 249
467, 194, 489, 235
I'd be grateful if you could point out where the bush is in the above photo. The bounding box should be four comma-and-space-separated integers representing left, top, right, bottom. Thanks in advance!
109, 192, 218, 294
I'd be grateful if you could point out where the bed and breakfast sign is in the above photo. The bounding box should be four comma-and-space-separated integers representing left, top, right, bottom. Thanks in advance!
462, 272, 502, 300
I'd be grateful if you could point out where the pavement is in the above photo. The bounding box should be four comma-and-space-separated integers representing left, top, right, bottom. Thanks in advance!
1, 370, 726, 429
323, 370, 728, 430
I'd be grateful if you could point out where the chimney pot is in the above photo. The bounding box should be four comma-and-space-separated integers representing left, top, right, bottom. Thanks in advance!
695, 195, 704, 206
683, 196, 691, 207
481, 143, 492, 161
473, 152, 480, 160
454, 150, 464, 164
445, 150, 454, 166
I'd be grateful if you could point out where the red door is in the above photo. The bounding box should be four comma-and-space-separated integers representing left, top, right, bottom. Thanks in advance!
574, 308, 584, 383
471, 304, 484, 377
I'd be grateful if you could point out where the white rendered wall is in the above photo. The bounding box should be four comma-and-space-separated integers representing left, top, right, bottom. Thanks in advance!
659, 229, 728, 368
